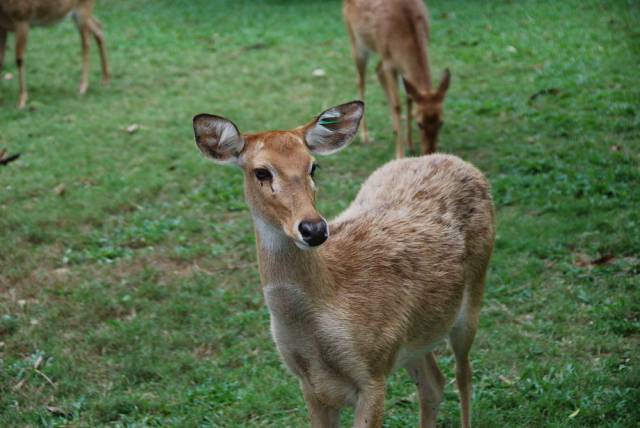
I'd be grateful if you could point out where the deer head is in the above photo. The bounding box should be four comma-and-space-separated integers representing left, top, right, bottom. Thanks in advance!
404, 69, 451, 153
193, 101, 364, 250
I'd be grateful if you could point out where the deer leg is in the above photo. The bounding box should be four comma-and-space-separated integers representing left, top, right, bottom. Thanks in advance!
449, 307, 480, 428
72, 11, 91, 95
301, 384, 341, 428
347, 26, 369, 144
405, 353, 445, 428
355, 51, 370, 144
353, 379, 386, 428
406, 95, 414, 154
376, 62, 403, 158
87, 16, 110, 83
14, 22, 29, 109
0, 29, 7, 71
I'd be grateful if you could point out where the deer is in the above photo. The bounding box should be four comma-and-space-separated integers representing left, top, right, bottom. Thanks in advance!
343, 0, 451, 158
0, 0, 110, 109
192, 101, 495, 428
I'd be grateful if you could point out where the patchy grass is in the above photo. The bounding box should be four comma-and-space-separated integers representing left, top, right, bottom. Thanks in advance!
1, 0, 639, 426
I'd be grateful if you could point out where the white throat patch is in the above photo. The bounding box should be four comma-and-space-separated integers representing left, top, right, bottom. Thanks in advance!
254, 217, 289, 252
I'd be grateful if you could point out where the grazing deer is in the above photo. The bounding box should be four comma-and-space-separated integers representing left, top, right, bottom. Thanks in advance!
192, 101, 495, 428
0, 0, 110, 108
343, 0, 450, 158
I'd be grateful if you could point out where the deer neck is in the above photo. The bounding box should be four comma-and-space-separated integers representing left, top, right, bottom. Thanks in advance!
253, 217, 331, 296
401, 37, 433, 91
405, 54, 433, 92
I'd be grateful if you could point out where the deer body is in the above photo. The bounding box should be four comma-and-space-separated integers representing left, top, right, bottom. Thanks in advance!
193, 102, 495, 427
0, 0, 110, 108
343, 0, 450, 157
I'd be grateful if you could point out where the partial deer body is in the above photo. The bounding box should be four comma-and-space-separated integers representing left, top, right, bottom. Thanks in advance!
192, 101, 495, 428
343, 0, 450, 157
0, 0, 110, 108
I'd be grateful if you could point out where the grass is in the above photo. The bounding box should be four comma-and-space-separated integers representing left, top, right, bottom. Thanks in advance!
1, 0, 639, 426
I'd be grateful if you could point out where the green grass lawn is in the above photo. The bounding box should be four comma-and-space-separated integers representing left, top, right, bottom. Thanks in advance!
1, 0, 639, 426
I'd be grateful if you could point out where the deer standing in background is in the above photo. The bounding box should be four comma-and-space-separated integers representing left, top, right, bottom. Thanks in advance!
0, 0, 110, 108
343, 0, 450, 158
192, 101, 495, 427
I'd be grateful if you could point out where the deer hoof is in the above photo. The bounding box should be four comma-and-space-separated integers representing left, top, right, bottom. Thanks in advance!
17, 94, 27, 109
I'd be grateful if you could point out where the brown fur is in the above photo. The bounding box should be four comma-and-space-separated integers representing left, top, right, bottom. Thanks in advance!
0, 0, 110, 108
343, 0, 450, 157
192, 103, 495, 428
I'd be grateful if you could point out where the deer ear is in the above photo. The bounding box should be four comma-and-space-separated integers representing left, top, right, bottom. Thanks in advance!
303, 101, 364, 155
402, 78, 425, 102
435, 68, 451, 100
193, 114, 245, 165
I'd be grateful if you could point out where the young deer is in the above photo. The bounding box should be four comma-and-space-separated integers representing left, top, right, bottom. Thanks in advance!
343, 0, 450, 158
192, 101, 495, 428
0, 0, 110, 108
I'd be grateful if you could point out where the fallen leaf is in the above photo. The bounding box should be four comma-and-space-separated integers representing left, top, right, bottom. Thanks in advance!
569, 408, 580, 418
46, 406, 71, 417
506, 45, 517, 53
3, 72, 13, 81
53, 183, 66, 196
574, 253, 615, 267
499, 375, 514, 385
312, 68, 326, 77
591, 254, 615, 265
0, 152, 20, 166
126, 124, 140, 134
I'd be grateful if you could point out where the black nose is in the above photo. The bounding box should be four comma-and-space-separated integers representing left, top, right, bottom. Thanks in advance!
298, 219, 328, 247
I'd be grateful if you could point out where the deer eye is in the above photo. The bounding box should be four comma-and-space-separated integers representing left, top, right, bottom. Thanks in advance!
254, 168, 272, 181
310, 163, 319, 178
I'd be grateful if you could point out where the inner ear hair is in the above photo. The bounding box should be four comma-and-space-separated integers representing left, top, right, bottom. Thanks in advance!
303, 101, 364, 155
193, 114, 244, 164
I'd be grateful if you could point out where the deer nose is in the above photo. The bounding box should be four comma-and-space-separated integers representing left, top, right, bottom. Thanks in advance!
298, 219, 328, 247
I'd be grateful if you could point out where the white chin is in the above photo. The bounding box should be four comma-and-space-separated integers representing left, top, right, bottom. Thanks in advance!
294, 240, 312, 251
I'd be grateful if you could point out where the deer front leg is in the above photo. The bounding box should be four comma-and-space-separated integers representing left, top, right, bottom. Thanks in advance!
78, 24, 90, 94
347, 25, 369, 145
72, 9, 92, 95
355, 53, 370, 145
0, 29, 7, 71
14, 22, 29, 109
353, 379, 386, 428
376, 62, 404, 159
406, 96, 414, 154
301, 384, 341, 428
87, 16, 110, 84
